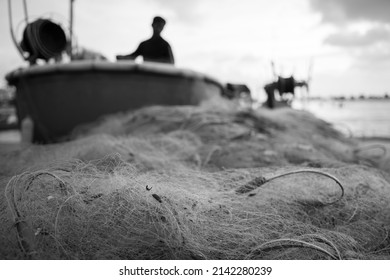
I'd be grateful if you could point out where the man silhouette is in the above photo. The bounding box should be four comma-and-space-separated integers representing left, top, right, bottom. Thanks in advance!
116, 16, 174, 64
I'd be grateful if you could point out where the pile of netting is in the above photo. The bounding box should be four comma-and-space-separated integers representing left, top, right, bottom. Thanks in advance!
2, 104, 390, 259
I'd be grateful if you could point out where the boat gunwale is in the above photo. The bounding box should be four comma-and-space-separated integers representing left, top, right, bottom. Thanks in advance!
5, 61, 224, 89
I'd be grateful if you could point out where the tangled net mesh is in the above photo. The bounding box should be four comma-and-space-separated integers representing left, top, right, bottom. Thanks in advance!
4, 153, 389, 260
2, 105, 390, 260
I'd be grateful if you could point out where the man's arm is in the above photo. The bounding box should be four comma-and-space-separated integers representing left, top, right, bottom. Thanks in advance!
167, 44, 175, 64
116, 44, 142, 60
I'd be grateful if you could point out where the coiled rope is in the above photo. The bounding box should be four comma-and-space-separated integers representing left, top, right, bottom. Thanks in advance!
21, 19, 68, 61
8, 0, 68, 63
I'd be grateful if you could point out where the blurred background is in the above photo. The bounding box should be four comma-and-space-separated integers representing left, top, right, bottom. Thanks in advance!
1, 0, 389, 138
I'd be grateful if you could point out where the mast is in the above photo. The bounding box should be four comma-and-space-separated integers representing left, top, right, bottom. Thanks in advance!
23, 0, 29, 23
69, 0, 75, 60
7, 0, 26, 59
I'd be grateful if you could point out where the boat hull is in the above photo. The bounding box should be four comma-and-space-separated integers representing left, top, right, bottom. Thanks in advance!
6, 61, 223, 143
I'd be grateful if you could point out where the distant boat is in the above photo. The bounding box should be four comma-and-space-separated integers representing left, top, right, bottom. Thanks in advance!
5, 61, 223, 143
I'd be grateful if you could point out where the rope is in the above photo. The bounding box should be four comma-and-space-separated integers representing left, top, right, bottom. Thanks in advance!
23, 0, 29, 23
236, 169, 345, 205
23, 19, 67, 61
7, 0, 26, 59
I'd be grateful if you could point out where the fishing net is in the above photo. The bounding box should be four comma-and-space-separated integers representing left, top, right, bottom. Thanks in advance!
2, 105, 390, 259
4, 157, 390, 260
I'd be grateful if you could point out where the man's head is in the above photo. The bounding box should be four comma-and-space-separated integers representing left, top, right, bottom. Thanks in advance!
152, 16, 166, 35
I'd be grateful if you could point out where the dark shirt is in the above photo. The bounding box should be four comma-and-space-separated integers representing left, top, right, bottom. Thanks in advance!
132, 36, 174, 64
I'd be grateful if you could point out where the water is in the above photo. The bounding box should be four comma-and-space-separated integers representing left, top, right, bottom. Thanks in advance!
294, 99, 390, 138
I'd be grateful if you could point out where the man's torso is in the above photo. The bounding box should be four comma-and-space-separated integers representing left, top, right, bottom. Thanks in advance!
138, 36, 172, 63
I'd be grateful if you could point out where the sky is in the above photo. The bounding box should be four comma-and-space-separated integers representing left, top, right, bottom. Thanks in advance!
1, 0, 390, 99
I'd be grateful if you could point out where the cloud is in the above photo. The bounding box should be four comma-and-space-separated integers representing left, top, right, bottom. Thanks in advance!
309, 0, 390, 24
325, 27, 390, 70
324, 26, 390, 47
309, 0, 390, 73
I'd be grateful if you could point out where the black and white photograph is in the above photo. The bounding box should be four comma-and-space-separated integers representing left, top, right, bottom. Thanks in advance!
1, 0, 390, 278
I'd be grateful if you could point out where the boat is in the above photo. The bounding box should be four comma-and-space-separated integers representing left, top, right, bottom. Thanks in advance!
5, 0, 224, 143
6, 61, 223, 143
